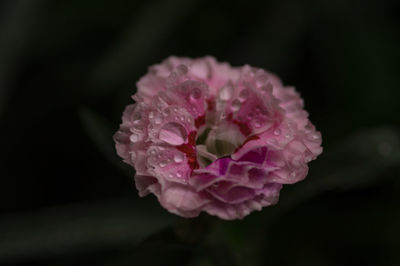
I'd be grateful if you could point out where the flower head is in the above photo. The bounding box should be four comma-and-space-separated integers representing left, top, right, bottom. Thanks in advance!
114, 56, 322, 220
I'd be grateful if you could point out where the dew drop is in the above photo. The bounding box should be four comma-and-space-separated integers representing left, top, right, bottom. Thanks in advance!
308, 132, 321, 141
254, 121, 261, 128
261, 83, 273, 94
220, 112, 226, 120
176, 171, 182, 178
166, 72, 177, 87
177, 64, 188, 75
290, 171, 297, 178
159, 161, 167, 168
239, 89, 249, 102
174, 153, 184, 163
256, 73, 268, 87
148, 112, 154, 119
133, 124, 143, 132
190, 87, 202, 100
219, 84, 233, 101
211, 183, 219, 188
130, 134, 139, 143
154, 113, 163, 124
147, 157, 154, 165
130, 151, 136, 161
231, 99, 241, 111
267, 139, 279, 147
292, 156, 302, 167
304, 156, 312, 163
273, 129, 281, 136
132, 111, 141, 121
159, 122, 188, 145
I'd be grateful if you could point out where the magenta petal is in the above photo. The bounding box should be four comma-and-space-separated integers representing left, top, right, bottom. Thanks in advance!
246, 168, 269, 189
190, 173, 220, 191
238, 146, 268, 164
217, 157, 231, 175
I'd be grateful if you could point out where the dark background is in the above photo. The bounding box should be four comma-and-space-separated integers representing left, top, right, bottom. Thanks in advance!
1, 0, 400, 265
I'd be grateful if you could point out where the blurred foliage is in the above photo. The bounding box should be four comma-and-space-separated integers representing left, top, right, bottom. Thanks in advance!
0, 0, 399, 265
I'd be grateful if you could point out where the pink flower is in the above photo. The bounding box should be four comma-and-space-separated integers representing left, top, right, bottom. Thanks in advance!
114, 56, 322, 220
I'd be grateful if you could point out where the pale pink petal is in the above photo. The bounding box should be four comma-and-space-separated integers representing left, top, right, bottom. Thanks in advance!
114, 56, 322, 220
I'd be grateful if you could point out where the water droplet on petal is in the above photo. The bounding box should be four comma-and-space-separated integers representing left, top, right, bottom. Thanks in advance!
290, 171, 297, 178
130, 151, 136, 161
132, 111, 141, 121
154, 113, 163, 124
256, 73, 268, 87
159, 122, 187, 145
267, 139, 279, 148
273, 129, 281, 136
239, 89, 249, 102
219, 84, 233, 101
133, 124, 143, 131
166, 72, 178, 87
148, 112, 154, 119
159, 161, 167, 168
231, 99, 241, 111
308, 132, 321, 141
190, 87, 202, 100
292, 156, 302, 167
176, 171, 182, 178
261, 83, 273, 94
304, 156, 312, 163
130, 134, 139, 143
174, 153, 184, 163
176, 64, 188, 75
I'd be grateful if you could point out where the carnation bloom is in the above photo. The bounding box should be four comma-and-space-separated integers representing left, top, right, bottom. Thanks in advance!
114, 56, 322, 220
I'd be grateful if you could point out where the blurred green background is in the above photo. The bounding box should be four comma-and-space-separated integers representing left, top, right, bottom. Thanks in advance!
1, 0, 400, 265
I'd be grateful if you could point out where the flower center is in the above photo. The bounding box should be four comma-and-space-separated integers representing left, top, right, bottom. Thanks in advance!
195, 122, 245, 167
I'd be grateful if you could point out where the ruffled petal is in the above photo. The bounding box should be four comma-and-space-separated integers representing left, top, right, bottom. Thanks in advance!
115, 56, 322, 220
